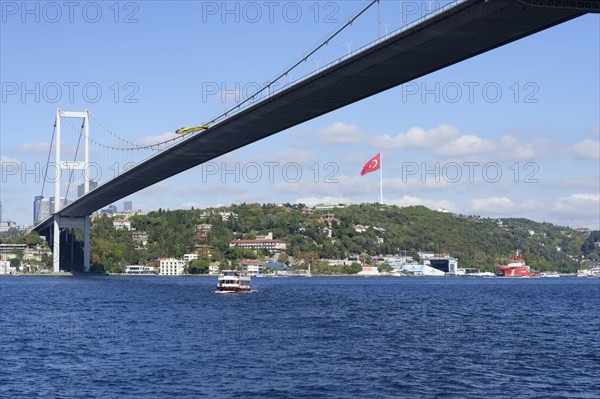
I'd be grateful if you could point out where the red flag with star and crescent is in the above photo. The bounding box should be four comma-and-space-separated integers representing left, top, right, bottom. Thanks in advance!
360, 152, 381, 176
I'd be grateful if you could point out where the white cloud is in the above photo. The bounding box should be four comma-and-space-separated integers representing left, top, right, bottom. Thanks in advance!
569, 139, 600, 161
318, 122, 366, 145
434, 134, 495, 157
1, 155, 18, 165
261, 148, 317, 165
295, 196, 353, 207
384, 177, 452, 193
136, 132, 179, 147
552, 193, 600, 215
466, 196, 542, 215
19, 142, 79, 154
372, 124, 460, 149
313, 122, 551, 161
19, 142, 50, 153
388, 195, 456, 212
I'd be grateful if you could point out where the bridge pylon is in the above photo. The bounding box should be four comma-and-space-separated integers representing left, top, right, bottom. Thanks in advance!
51, 108, 91, 273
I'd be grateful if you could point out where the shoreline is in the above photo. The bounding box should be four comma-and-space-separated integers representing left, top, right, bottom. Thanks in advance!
1, 273, 581, 278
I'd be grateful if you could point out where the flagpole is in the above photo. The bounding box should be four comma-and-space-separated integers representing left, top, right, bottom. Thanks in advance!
379, 152, 383, 204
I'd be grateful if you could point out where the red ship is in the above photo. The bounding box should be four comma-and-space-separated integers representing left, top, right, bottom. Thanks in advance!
498, 255, 540, 277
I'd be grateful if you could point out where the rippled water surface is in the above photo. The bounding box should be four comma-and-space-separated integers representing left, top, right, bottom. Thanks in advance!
1, 276, 599, 398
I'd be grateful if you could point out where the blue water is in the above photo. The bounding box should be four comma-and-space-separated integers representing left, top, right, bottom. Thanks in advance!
1, 276, 599, 398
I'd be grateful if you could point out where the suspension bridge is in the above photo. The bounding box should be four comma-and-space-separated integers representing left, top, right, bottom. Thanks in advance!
31, 0, 598, 272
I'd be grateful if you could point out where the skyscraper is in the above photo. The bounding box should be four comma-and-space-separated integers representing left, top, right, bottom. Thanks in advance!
124, 201, 133, 211
33, 196, 44, 224
77, 181, 99, 198
38, 198, 51, 223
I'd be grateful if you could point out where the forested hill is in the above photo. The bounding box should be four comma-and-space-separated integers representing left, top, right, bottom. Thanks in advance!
87, 203, 598, 273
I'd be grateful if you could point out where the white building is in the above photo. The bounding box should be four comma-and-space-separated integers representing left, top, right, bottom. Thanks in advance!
418, 251, 436, 260
125, 265, 155, 275
131, 231, 148, 245
219, 211, 235, 221
113, 219, 131, 230
353, 224, 368, 233
209, 263, 220, 275
197, 223, 213, 233
229, 239, 287, 251
158, 258, 186, 276
402, 264, 446, 276
424, 257, 458, 275
183, 253, 199, 263
357, 264, 380, 276
0, 260, 16, 274
238, 260, 265, 276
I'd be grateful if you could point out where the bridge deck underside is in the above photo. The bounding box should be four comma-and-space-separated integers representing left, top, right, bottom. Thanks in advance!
35, 0, 588, 232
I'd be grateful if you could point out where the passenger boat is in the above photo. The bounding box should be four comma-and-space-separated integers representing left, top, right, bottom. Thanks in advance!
216, 270, 252, 293
498, 255, 540, 277
577, 265, 600, 278
540, 271, 560, 278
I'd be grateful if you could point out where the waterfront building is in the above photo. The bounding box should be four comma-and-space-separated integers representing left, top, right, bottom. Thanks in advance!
425, 257, 458, 275
125, 265, 155, 275
0, 260, 17, 274
357, 264, 380, 276
238, 260, 265, 276
158, 258, 186, 276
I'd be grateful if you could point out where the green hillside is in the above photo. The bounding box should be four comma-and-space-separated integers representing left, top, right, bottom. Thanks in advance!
84, 203, 596, 274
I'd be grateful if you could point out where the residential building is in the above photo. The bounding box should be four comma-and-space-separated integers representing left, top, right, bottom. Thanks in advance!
229, 239, 287, 251
131, 231, 148, 245
354, 224, 369, 233
0, 221, 17, 233
418, 251, 436, 260
313, 203, 350, 210
197, 223, 213, 233
238, 260, 265, 276
183, 253, 199, 263
209, 263, 220, 275
125, 265, 155, 275
219, 211, 235, 221
158, 258, 186, 276
113, 219, 131, 230
0, 260, 17, 274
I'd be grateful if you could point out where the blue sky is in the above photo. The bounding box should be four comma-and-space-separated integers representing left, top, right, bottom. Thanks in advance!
1, 1, 599, 229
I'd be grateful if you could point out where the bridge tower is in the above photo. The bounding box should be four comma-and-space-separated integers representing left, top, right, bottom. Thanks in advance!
52, 108, 91, 273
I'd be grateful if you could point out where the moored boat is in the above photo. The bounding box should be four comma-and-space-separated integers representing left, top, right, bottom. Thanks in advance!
540, 271, 560, 278
216, 270, 252, 293
498, 255, 540, 277
577, 265, 600, 278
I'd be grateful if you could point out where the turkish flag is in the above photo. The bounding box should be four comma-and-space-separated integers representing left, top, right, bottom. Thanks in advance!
360, 153, 381, 176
